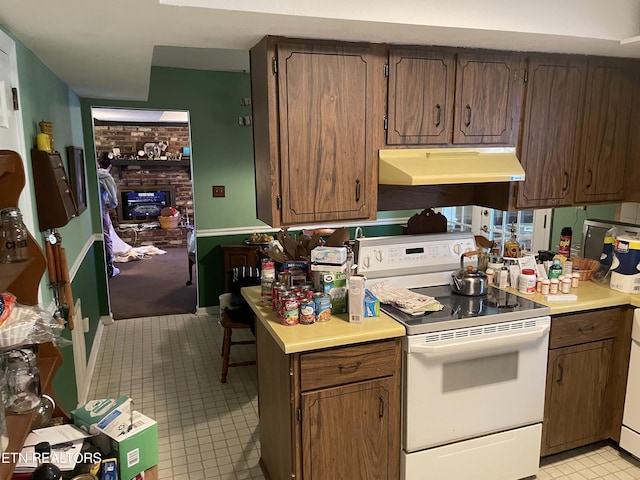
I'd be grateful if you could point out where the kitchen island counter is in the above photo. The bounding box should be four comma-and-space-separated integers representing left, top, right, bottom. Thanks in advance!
241, 285, 405, 354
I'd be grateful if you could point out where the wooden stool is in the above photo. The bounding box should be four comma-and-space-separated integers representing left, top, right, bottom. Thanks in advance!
220, 308, 256, 383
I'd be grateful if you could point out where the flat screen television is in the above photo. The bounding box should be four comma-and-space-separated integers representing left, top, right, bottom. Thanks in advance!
116, 185, 175, 223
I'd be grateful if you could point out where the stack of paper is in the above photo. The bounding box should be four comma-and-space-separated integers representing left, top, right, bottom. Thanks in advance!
14, 424, 91, 473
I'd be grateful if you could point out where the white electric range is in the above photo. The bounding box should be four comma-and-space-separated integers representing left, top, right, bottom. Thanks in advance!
355, 233, 551, 480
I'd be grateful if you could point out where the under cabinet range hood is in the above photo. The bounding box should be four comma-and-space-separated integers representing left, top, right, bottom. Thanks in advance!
378, 147, 525, 186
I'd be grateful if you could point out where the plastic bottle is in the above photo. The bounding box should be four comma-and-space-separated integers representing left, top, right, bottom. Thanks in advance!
559, 227, 572, 257
518, 269, 537, 294
548, 259, 563, 280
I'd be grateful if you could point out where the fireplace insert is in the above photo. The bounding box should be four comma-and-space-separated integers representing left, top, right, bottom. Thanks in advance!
116, 185, 175, 223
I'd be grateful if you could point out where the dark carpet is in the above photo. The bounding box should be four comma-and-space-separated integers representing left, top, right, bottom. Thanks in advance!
108, 247, 197, 319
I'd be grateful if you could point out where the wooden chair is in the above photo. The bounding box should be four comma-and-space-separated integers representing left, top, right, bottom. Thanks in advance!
220, 266, 260, 383
220, 308, 256, 383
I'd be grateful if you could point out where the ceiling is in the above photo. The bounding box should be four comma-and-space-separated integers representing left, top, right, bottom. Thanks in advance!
1, 0, 640, 101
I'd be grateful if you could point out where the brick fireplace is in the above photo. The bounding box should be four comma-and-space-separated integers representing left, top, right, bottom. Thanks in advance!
94, 121, 193, 249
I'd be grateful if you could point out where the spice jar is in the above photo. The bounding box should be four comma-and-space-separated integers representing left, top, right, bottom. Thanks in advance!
0, 207, 29, 263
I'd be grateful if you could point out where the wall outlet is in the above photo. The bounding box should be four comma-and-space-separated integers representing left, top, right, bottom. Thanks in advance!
212, 185, 225, 197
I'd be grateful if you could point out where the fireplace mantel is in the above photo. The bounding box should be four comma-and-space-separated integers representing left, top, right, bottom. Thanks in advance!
112, 158, 191, 168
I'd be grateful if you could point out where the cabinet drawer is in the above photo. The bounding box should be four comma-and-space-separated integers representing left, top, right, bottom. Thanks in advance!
550, 309, 621, 349
299, 339, 399, 391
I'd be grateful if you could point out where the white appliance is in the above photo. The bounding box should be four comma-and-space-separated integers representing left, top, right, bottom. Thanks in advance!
620, 309, 640, 456
355, 233, 551, 480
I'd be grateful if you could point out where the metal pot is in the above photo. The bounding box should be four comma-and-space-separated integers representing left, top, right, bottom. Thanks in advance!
451, 250, 488, 296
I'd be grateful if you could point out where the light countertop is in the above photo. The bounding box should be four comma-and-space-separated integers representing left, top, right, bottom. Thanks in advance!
508, 280, 640, 315
241, 286, 405, 354
242, 280, 640, 354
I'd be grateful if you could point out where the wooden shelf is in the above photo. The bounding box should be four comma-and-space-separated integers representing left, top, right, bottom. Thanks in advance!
112, 158, 190, 167
0, 352, 61, 480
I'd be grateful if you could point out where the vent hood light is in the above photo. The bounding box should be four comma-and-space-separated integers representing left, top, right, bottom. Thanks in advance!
378, 147, 525, 186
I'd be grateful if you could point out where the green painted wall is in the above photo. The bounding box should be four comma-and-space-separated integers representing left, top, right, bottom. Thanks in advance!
80, 68, 417, 307
81, 68, 259, 229
550, 204, 617, 253
3, 24, 107, 410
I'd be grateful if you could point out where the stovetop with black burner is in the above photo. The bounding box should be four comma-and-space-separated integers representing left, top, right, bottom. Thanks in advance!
381, 285, 551, 335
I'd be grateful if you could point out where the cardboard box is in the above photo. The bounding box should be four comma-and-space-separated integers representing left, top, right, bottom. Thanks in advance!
98, 409, 158, 480
72, 396, 132, 453
310, 263, 348, 291
311, 246, 348, 265
348, 275, 365, 323
364, 290, 380, 317
321, 272, 347, 314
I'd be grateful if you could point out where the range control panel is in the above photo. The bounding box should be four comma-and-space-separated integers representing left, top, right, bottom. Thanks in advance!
355, 233, 477, 279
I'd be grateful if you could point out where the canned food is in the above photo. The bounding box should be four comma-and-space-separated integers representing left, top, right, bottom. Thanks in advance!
299, 299, 316, 325
273, 284, 287, 312
280, 294, 300, 326
313, 292, 331, 322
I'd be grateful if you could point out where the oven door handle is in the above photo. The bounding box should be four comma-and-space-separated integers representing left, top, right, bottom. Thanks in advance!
407, 325, 550, 358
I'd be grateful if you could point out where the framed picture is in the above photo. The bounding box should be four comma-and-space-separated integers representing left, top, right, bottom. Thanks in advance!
66, 146, 87, 215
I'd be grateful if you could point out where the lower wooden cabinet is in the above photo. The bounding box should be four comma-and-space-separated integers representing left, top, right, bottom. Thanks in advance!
541, 307, 633, 456
256, 320, 401, 479
301, 378, 396, 480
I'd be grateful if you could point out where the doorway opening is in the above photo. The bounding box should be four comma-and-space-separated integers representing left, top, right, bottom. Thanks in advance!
91, 107, 197, 319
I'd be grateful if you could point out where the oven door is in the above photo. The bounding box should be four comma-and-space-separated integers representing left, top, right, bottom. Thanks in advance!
403, 316, 550, 453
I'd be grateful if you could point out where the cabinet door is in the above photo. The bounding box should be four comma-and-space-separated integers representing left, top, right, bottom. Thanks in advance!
276, 42, 384, 225
387, 48, 455, 145
575, 59, 635, 203
453, 52, 523, 145
301, 377, 399, 480
542, 339, 613, 456
517, 56, 587, 208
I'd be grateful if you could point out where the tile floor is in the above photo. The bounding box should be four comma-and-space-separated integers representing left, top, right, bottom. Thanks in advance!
89, 313, 640, 480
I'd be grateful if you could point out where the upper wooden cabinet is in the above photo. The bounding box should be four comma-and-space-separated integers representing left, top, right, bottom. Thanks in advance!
387, 48, 455, 145
574, 58, 636, 204
453, 52, 524, 145
386, 48, 524, 146
250, 36, 385, 228
516, 56, 587, 208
